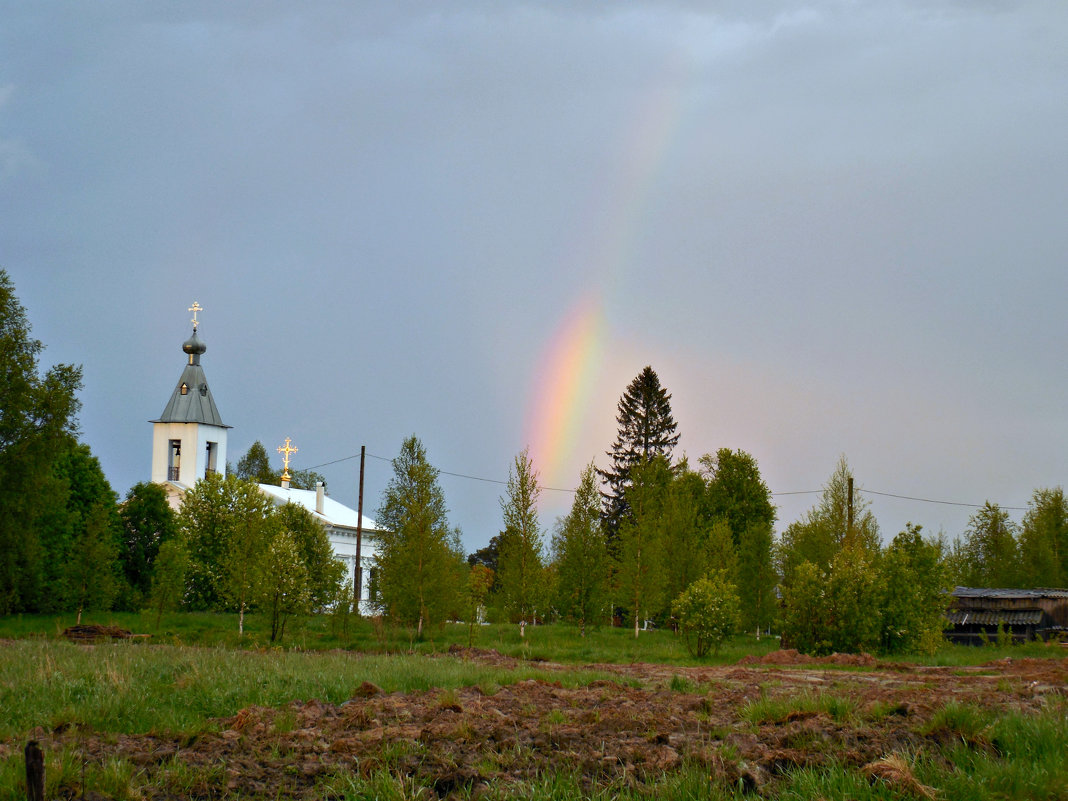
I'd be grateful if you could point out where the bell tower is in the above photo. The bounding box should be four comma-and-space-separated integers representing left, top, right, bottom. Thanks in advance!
151, 302, 231, 506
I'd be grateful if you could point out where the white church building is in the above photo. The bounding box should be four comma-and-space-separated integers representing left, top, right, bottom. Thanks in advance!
150, 304, 379, 613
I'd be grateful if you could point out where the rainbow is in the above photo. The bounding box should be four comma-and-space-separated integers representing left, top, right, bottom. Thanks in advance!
525, 294, 607, 489
524, 60, 691, 491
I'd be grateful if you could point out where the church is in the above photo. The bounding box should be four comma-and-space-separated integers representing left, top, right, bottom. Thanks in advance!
150, 303, 379, 614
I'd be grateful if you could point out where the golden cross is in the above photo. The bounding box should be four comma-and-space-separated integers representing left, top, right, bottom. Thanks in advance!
189, 301, 203, 331
277, 437, 298, 481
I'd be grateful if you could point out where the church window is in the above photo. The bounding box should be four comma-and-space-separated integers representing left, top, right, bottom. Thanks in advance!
168, 439, 181, 481
180, 383, 188, 395
205, 441, 218, 476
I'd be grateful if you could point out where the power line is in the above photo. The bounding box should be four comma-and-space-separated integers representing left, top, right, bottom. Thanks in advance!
859, 488, 1027, 511
306, 450, 1028, 510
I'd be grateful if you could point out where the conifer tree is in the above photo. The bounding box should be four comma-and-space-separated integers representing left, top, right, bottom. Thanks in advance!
599, 366, 680, 539
497, 447, 545, 623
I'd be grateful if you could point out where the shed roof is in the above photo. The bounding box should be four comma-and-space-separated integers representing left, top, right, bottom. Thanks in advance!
952, 587, 1068, 600
945, 609, 1047, 626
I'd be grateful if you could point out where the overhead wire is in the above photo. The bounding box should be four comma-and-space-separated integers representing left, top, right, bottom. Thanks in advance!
305, 450, 1029, 511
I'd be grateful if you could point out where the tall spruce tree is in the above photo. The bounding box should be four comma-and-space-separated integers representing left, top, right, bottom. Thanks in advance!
598, 366, 680, 539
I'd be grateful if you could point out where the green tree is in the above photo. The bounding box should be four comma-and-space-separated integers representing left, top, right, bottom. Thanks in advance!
120, 482, 178, 603
64, 504, 120, 623
149, 537, 189, 628
1018, 488, 1068, 588
737, 521, 776, 637
468, 533, 502, 588
777, 456, 879, 583
466, 564, 494, 645
704, 519, 738, 579
179, 472, 277, 632
598, 366, 680, 540
616, 456, 671, 637
779, 560, 829, 655
823, 544, 882, 654
553, 463, 611, 636
235, 441, 275, 483
64, 503, 120, 623
256, 530, 311, 643
700, 448, 776, 543
779, 544, 884, 656
877, 524, 950, 654
672, 572, 741, 657
0, 270, 83, 613
960, 502, 1019, 588
43, 441, 124, 612
659, 464, 710, 610
274, 501, 344, 611
217, 480, 278, 636
374, 436, 460, 637
497, 448, 546, 623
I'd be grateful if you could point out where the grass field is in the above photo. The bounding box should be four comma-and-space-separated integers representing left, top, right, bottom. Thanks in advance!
1, 612, 1065, 799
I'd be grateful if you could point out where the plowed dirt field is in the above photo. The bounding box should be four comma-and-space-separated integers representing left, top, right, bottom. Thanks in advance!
23, 647, 1068, 798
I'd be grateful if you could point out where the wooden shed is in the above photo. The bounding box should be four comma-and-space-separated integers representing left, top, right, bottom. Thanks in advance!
944, 587, 1068, 644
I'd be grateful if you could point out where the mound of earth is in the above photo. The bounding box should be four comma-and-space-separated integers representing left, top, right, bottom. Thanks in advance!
737, 648, 878, 667
62, 624, 137, 642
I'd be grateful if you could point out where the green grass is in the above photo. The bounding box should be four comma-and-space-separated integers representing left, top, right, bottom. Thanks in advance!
2, 612, 1066, 799
741, 690, 857, 725
0, 639, 617, 739
3, 610, 1063, 667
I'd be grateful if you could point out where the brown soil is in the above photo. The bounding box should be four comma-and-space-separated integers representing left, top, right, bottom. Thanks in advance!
62, 624, 138, 642
23, 649, 1068, 799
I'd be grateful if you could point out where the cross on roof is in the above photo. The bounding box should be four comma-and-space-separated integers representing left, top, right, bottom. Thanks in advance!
189, 301, 203, 332
277, 437, 298, 481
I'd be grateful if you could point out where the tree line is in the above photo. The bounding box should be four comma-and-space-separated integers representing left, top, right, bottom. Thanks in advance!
2, 269, 1066, 655
379, 366, 1067, 656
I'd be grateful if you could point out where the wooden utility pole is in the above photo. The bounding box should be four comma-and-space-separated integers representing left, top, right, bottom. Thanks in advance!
847, 475, 854, 542
354, 445, 366, 613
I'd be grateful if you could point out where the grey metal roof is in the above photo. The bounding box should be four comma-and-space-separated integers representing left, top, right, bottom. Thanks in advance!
151, 334, 230, 428
945, 609, 1047, 626
952, 587, 1068, 600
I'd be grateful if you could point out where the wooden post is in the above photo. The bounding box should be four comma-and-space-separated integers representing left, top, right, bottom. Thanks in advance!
354, 446, 366, 614
847, 476, 854, 542
25, 741, 44, 801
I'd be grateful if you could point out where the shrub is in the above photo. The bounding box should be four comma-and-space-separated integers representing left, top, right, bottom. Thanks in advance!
671, 571, 741, 658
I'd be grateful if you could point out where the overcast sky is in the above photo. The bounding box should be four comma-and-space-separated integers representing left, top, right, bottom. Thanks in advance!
3, 1, 1066, 554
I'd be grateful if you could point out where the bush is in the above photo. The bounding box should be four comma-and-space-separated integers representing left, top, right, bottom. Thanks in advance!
671, 572, 741, 658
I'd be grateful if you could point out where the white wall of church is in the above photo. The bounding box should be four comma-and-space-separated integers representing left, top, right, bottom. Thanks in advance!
329, 530, 379, 616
